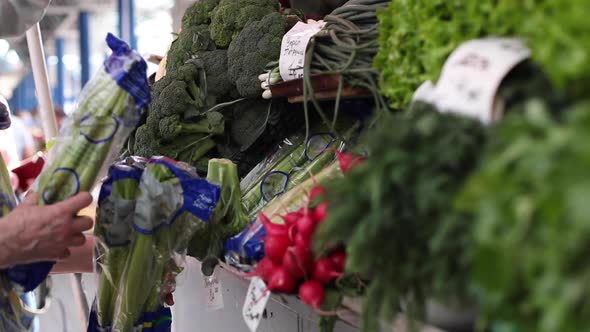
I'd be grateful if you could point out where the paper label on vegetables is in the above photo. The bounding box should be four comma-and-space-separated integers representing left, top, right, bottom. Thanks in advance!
432, 38, 530, 124
134, 170, 183, 234
242, 277, 270, 332
412, 81, 436, 105
203, 272, 224, 311
101, 198, 135, 247
279, 21, 326, 82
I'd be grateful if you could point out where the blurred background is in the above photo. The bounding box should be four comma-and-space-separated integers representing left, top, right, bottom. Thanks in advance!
0, 0, 195, 148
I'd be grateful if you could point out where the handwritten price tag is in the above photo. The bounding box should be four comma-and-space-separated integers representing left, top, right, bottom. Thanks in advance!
279, 21, 326, 82
203, 272, 224, 311
242, 277, 271, 332
432, 38, 530, 124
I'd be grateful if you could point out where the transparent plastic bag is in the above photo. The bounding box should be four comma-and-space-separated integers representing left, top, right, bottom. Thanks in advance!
34, 33, 150, 205
240, 130, 339, 217
91, 157, 221, 332
94, 156, 146, 329
22, 33, 150, 292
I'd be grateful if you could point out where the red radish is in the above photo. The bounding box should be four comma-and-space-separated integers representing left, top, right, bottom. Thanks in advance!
288, 223, 298, 242
335, 150, 366, 174
241, 257, 277, 282
268, 266, 298, 293
313, 258, 342, 284
298, 206, 310, 217
282, 211, 302, 226
294, 232, 311, 249
283, 246, 314, 279
329, 249, 347, 273
298, 280, 325, 309
312, 202, 329, 223
260, 212, 289, 237
264, 235, 291, 265
308, 185, 327, 202
297, 215, 316, 239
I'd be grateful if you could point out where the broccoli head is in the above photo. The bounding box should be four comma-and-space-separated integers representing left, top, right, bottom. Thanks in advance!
228, 12, 286, 98
135, 122, 216, 164
181, 0, 220, 29
193, 49, 236, 102
209, 0, 279, 47
133, 125, 159, 158
167, 24, 216, 72
158, 112, 225, 141
154, 79, 205, 118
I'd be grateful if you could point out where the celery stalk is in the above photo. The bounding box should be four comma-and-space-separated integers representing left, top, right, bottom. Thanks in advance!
113, 163, 180, 332
241, 142, 307, 214
286, 149, 336, 192
37, 78, 133, 204
95, 177, 140, 327
262, 163, 343, 224
188, 159, 250, 276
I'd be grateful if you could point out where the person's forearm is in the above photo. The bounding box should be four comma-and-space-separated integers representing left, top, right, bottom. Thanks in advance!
51, 234, 96, 274
0, 217, 24, 268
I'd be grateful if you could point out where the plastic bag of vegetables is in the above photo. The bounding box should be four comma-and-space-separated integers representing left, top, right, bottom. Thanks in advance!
89, 157, 221, 331
241, 118, 361, 218
240, 131, 337, 216
92, 157, 146, 328
104, 157, 220, 332
20, 33, 151, 292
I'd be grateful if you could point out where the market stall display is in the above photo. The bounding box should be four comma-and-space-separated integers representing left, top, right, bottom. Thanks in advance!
12, 0, 590, 331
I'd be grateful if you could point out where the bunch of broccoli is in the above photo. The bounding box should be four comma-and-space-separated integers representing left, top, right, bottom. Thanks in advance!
132, 0, 287, 171
133, 60, 224, 167
209, 0, 279, 48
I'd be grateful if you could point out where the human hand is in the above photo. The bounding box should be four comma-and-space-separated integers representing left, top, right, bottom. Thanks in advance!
0, 191, 93, 268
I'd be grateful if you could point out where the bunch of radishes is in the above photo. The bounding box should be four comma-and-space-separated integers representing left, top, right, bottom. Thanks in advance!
246, 150, 365, 312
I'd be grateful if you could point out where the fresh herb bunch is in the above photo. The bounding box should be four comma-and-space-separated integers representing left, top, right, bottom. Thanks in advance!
375, 1, 590, 109
314, 106, 488, 331
457, 100, 590, 332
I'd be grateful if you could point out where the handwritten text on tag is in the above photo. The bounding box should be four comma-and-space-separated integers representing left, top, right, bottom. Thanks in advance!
242, 277, 271, 332
432, 38, 530, 124
203, 273, 224, 311
279, 21, 326, 82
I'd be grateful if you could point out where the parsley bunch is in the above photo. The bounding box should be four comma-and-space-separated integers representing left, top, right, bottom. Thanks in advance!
314, 106, 488, 331
459, 99, 590, 332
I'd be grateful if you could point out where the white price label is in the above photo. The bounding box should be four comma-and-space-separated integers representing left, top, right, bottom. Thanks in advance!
432, 38, 531, 124
203, 273, 224, 311
412, 80, 436, 104
279, 21, 326, 82
242, 277, 271, 332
